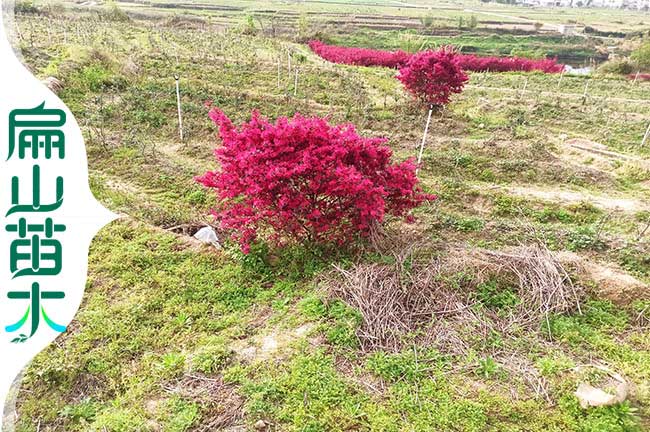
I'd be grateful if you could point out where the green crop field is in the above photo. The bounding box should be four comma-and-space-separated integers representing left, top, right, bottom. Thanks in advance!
8, 0, 650, 431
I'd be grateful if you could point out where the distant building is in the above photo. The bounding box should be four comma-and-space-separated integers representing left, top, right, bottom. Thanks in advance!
632, 0, 650, 9
591, 0, 624, 8
514, 0, 648, 8
557, 23, 577, 35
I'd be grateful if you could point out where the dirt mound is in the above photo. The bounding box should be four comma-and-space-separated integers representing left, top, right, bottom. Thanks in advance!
557, 251, 650, 306
506, 185, 648, 213
564, 137, 650, 172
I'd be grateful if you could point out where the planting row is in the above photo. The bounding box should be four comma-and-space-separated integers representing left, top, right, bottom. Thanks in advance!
308, 40, 564, 74
629, 73, 650, 81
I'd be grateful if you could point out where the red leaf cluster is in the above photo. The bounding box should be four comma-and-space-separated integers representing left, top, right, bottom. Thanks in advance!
457, 53, 564, 73
308, 40, 564, 74
196, 109, 435, 253
397, 48, 469, 106
628, 73, 650, 81
308, 40, 410, 68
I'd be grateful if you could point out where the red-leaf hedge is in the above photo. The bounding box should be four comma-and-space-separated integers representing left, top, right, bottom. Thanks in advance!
308, 40, 410, 68
397, 49, 469, 106
197, 108, 435, 252
457, 53, 563, 73
308, 40, 564, 73
628, 73, 650, 81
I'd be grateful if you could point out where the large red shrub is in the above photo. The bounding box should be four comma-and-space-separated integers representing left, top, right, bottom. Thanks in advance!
196, 109, 434, 252
397, 49, 469, 106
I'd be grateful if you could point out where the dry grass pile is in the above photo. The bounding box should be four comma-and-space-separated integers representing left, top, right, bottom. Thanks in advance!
327, 242, 584, 353
162, 374, 244, 431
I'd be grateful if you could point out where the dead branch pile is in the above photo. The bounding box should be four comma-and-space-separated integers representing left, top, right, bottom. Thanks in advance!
42, 76, 63, 94
468, 246, 583, 328
327, 244, 584, 352
162, 374, 244, 431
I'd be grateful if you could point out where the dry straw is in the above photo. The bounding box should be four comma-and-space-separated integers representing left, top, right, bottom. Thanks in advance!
326, 240, 583, 353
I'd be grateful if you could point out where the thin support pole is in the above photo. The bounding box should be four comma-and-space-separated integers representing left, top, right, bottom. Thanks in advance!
277, 57, 281, 89
175, 75, 184, 142
557, 69, 564, 88
633, 71, 640, 85
416, 106, 434, 175
641, 122, 650, 147
294, 68, 299, 96
521, 77, 528, 97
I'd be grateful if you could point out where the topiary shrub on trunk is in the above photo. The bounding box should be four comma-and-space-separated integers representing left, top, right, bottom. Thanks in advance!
397, 48, 469, 107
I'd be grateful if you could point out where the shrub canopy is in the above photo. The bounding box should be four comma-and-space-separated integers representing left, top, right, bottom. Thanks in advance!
397, 49, 468, 106
197, 109, 435, 252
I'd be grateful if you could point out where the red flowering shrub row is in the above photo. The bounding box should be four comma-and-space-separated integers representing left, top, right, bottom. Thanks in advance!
397, 49, 468, 106
197, 108, 435, 253
456, 53, 563, 73
308, 40, 564, 73
628, 73, 650, 81
308, 40, 410, 68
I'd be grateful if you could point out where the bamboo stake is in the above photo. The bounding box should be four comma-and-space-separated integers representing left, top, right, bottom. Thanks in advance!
581, 80, 589, 105
287, 50, 291, 74
557, 69, 564, 88
521, 76, 528, 97
416, 105, 434, 175
14, 21, 24, 42
294, 68, 299, 96
633, 71, 640, 85
174, 75, 184, 142
641, 122, 650, 147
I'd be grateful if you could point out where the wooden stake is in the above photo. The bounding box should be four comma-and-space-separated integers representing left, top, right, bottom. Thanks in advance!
14, 21, 24, 42
294, 68, 299, 96
521, 77, 528, 97
277, 57, 281, 89
582, 80, 589, 99
557, 69, 564, 88
174, 75, 184, 142
633, 71, 640, 85
416, 105, 434, 175
287, 51, 291, 74
642, 122, 650, 147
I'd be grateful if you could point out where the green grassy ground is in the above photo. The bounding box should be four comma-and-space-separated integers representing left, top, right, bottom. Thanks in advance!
10, 2, 650, 431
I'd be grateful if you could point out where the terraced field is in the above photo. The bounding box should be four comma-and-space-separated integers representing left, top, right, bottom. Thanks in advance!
8, 3, 650, 431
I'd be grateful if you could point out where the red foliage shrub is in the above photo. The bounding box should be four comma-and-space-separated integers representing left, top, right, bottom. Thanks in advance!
628, 73, 650, 81
308, 40, 410, 68
308, 40, 564, 74
397, 49, 468, 106
456, 53, 564, 73
196, 108, 435, 253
